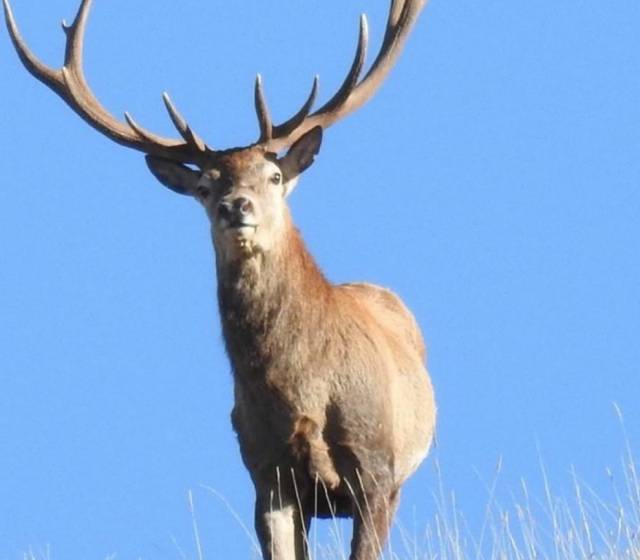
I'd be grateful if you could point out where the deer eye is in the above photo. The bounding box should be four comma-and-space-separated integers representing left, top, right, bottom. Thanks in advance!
196, 186, 211, 200
270, 172, 282, 185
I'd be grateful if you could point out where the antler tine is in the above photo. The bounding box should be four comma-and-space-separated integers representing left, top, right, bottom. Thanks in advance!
124, 111, 162, 144
315, 14, 369, 117
162, 93, 207, 152
3, 0, 207, 165
61, 0, 90, 69
255, 74, 273, 142
3, 0, 64, 94
272, 76, 319, 140
263, 0, 428, 153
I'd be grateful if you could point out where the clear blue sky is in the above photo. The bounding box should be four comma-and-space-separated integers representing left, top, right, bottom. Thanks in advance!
1, 1, 639, 558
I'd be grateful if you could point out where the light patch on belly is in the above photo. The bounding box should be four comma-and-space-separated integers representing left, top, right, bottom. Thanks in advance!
263, 505, 296, 559
397, 434, 434, 483
407, 444, 431, 476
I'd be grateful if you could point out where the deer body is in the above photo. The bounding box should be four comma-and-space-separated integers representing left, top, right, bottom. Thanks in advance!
4, 0, 435, 557
219, 209, 435, 559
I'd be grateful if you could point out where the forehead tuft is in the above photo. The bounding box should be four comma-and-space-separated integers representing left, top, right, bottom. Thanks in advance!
206, 146, 277, 180
218, 146, 266, 170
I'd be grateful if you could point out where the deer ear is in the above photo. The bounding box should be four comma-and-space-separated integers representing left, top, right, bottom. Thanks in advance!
279, 126, 323, 194
145, 155, 201, 196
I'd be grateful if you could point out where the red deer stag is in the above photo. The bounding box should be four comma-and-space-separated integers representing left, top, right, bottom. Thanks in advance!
4, 1, 436, 558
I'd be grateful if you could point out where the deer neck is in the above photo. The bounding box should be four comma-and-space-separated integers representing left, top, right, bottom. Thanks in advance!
215, 217, 331, 377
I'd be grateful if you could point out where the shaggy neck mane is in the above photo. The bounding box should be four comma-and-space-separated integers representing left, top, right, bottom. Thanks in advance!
216, 219, 332, 378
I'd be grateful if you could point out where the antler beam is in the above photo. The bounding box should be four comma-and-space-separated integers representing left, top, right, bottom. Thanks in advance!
3, 0, 208, 164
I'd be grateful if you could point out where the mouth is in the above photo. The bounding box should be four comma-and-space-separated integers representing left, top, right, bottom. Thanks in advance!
220, 222, 259, 256
227, 223, 257, 231
221, 221, 259, 236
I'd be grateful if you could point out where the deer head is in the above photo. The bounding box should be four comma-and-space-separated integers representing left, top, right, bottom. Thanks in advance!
4, 0, 426, 262
145, 133, 323, 262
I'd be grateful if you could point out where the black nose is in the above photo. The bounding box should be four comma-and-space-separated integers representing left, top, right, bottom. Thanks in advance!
233, 197, 253, 215
218, 197, 254, 220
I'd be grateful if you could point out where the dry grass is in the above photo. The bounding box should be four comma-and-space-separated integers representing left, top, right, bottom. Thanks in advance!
389, 406, 640, 560
396, 449, 639, 560
194, 432, 638, 560
19, 409, 639, 560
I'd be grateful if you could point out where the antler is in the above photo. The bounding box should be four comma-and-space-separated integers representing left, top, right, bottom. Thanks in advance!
255, 0, 428, 153
4, 0, 426, 159
3, 0, 208, 165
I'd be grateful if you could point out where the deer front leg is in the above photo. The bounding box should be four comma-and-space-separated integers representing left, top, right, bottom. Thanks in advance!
254, 490, 310, 560
349, 489, 399, 560
290, 415, 341, 491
